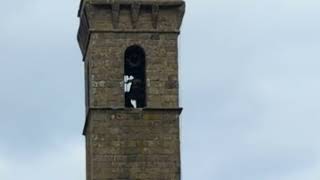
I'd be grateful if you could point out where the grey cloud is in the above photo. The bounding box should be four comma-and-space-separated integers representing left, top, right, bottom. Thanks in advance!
1, 0, 320, 179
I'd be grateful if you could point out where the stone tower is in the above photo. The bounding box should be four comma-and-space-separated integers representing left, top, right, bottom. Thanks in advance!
77, 0, 185, 179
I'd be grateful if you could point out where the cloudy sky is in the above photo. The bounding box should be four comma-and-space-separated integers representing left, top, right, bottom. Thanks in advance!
1, 0, 320, 179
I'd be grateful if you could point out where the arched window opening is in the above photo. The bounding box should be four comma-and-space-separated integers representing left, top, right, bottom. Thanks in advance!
124, 45, 146, 108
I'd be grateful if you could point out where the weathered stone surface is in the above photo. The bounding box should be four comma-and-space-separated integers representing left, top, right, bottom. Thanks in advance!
84, 109, 181, 180
78, 0, 185, 179
86, 32, 180, 108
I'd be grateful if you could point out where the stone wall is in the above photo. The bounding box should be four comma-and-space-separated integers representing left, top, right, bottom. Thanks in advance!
86, 32, 179, 108
85, 108, 181, 180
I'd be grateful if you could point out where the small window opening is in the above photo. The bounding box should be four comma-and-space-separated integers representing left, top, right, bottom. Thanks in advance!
124, 45, 146, 108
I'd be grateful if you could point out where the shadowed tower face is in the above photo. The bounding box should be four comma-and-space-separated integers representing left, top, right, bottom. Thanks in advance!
77, 0, 185, 179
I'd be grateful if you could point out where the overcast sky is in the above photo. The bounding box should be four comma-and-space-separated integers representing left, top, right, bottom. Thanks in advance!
1, 0, 320, 180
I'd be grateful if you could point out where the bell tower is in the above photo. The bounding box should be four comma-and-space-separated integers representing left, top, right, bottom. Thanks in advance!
77, 0, 185, 179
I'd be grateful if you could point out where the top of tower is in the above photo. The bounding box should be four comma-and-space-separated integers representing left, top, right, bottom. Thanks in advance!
78, 0, 185, 17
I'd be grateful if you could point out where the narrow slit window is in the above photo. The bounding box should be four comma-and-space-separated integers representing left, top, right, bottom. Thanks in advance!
124, 45, 146, 108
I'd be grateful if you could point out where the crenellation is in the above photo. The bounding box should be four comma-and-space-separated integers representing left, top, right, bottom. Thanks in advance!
78, 1, 185, 55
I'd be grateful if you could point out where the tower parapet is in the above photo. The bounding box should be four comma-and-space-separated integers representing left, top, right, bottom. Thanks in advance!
78, 0, 185, 56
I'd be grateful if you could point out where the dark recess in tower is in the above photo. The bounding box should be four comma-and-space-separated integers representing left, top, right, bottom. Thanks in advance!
124, 45, 146, 108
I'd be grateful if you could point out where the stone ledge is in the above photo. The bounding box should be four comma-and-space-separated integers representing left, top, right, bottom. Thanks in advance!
89, 29, 181, 34
83, 107, 183, 135
89, 107, 182, 111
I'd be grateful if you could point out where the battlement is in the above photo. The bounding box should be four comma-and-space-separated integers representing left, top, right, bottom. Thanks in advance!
77, 0, 185, 56
78, 0, 184, 17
